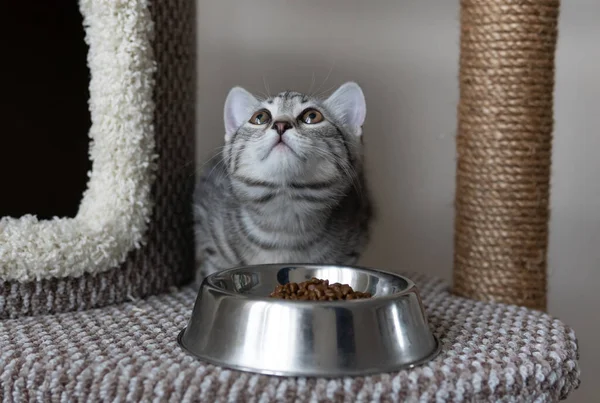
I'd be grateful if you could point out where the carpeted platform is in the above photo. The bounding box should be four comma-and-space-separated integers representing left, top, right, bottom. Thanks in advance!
0, 273, 580, 402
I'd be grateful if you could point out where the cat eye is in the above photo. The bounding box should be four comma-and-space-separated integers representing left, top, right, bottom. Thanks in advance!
300, 109, 324, 124
249, 110, 271, 125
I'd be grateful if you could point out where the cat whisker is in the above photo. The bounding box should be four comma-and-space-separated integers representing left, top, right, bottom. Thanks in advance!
192, 146, 227, 176
204, 156, 227, 183
314, 84, 338, 100
262, 76, 272, 98
307, 71, 316, 96
310, 62, 336, 99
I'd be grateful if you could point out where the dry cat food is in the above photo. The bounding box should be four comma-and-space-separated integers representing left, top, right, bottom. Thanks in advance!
269, 277, 372, 301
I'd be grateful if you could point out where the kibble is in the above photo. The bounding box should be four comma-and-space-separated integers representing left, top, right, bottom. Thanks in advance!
269, 277, 372, 301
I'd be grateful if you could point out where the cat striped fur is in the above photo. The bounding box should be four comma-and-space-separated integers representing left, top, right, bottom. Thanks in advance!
193, 82, 373, 284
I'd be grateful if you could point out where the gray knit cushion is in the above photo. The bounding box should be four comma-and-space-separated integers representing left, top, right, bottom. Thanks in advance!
0, 273, 580, 402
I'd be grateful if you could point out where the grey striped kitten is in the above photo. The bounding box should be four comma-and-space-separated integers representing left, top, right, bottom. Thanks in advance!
193, 82, 373, 284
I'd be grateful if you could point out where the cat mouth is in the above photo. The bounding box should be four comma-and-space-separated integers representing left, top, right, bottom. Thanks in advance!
267, 138, 300, 158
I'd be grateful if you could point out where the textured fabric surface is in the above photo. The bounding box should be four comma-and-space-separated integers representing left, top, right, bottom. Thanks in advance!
0, 0, 196, 319
453, 0, 559, 310
0, 274, 580, 402
0, 0, 157, 282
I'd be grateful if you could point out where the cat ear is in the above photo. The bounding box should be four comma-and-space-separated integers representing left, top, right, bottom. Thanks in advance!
224, 86, 258, 140
323, 82, 366, 136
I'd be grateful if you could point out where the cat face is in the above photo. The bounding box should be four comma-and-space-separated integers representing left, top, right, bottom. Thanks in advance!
222, 82, 366, 187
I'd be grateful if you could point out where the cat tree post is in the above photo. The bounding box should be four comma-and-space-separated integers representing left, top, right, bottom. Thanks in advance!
453, 0, 560, 311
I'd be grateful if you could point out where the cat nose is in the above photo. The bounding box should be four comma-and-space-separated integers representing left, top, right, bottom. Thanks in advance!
272, 121, 292, 135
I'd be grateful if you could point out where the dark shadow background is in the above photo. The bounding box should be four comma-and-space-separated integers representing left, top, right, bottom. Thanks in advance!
0, 1, 91, 219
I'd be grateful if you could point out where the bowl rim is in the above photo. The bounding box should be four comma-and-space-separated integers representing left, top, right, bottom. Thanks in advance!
201, 263, 419, 307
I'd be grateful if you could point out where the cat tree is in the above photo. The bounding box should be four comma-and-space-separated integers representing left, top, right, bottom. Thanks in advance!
0, 0, 579, 401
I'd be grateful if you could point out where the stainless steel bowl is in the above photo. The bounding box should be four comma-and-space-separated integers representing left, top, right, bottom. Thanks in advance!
178, 264, 440, 377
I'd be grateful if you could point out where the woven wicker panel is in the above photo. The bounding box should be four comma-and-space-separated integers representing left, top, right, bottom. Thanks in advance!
0, 0, 196, 319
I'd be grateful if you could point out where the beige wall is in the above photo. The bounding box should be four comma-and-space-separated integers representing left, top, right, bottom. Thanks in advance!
196, 1, 598, 400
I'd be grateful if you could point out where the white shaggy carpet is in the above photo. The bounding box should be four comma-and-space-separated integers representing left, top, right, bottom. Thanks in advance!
0, 0, 157, 282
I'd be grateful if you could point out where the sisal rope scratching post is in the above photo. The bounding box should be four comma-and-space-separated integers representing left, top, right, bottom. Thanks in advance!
453, 0, 560, 311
